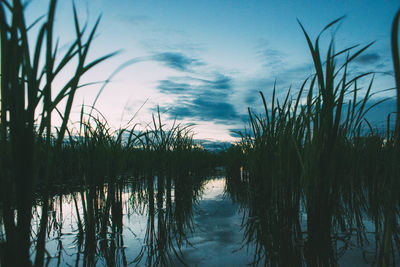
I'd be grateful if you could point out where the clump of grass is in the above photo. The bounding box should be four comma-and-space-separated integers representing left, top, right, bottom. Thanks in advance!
225, 11, 400, 266
0, 0, 115, 265
22, 104, 212, 265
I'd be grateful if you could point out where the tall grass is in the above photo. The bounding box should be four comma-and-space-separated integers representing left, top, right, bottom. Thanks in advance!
0, 1, 216, 263
224, 10, 400, 266
0, 1, 116, 266
2, 0, 398, 266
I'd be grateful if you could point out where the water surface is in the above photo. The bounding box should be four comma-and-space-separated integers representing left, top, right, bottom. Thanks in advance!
27, 175, 397, 266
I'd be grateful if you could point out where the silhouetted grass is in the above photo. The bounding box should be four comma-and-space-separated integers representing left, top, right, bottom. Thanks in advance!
1, 0, 399, 266
224, 10, 400, 266
0, 1, 216, 266
0, 0, 116, 265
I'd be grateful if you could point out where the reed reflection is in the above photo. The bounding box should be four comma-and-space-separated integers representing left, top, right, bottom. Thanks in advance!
26, 172, 206, 267
133, 172, 204, 266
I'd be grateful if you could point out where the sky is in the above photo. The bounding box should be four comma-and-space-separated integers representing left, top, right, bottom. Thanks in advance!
24, 0, 400, 143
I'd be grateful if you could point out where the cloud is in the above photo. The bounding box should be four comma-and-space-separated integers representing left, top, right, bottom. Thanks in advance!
258, 47, 285, 69
254, 40, 286, 70
157, 75, 233, 98
353, 52, 381, 65
155, 74, 243, 123
237, 64, 313, 108
157, 80, 193, 95
200, 75, 232, 91
191, 99, 238, 120
152, 52, 204, 72
163, 101, 239, 122
119, 14, 149, 25
243, 89, 262, 105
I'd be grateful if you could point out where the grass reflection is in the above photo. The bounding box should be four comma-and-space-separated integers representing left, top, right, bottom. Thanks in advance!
27, 173, 207, 266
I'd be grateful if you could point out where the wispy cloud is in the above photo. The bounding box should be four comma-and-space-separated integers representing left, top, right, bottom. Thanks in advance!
237, 63, 313, 107
254, 40, 286, 71
163, 99, 239, 122
152, 52, 204, 72
258, 47, 285, 69
157, 80, 192, 95
119, 14, 149, 25
156, 74, 244, 123
149, 43, 393, 136
353, 52, 381, 65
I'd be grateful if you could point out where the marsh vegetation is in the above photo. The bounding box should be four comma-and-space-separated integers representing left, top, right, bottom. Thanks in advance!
224, 10, 400, 267
0, 0, 400, 266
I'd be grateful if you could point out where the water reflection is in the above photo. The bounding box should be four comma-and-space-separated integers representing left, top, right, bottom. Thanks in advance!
27, 173, 206, 266
225, 167, 303, 266
132, 174, 203, 266
5, 170, 398, 266
225, 166, 400, 266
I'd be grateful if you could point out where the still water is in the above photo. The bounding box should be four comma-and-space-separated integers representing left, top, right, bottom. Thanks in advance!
28, 175, 391, 266
30, 176, 252, 266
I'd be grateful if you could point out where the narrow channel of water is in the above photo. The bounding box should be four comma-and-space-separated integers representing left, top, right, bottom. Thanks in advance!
29, 175, 251, 266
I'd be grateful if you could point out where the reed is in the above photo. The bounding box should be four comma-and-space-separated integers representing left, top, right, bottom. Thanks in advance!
225, 11, 400, 266
2, 100, 213, 266
1, 0, 398, 266
0, 0, 116, 265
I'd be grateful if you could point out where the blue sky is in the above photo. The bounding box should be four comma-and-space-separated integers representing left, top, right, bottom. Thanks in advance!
25, 0, 399, 142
